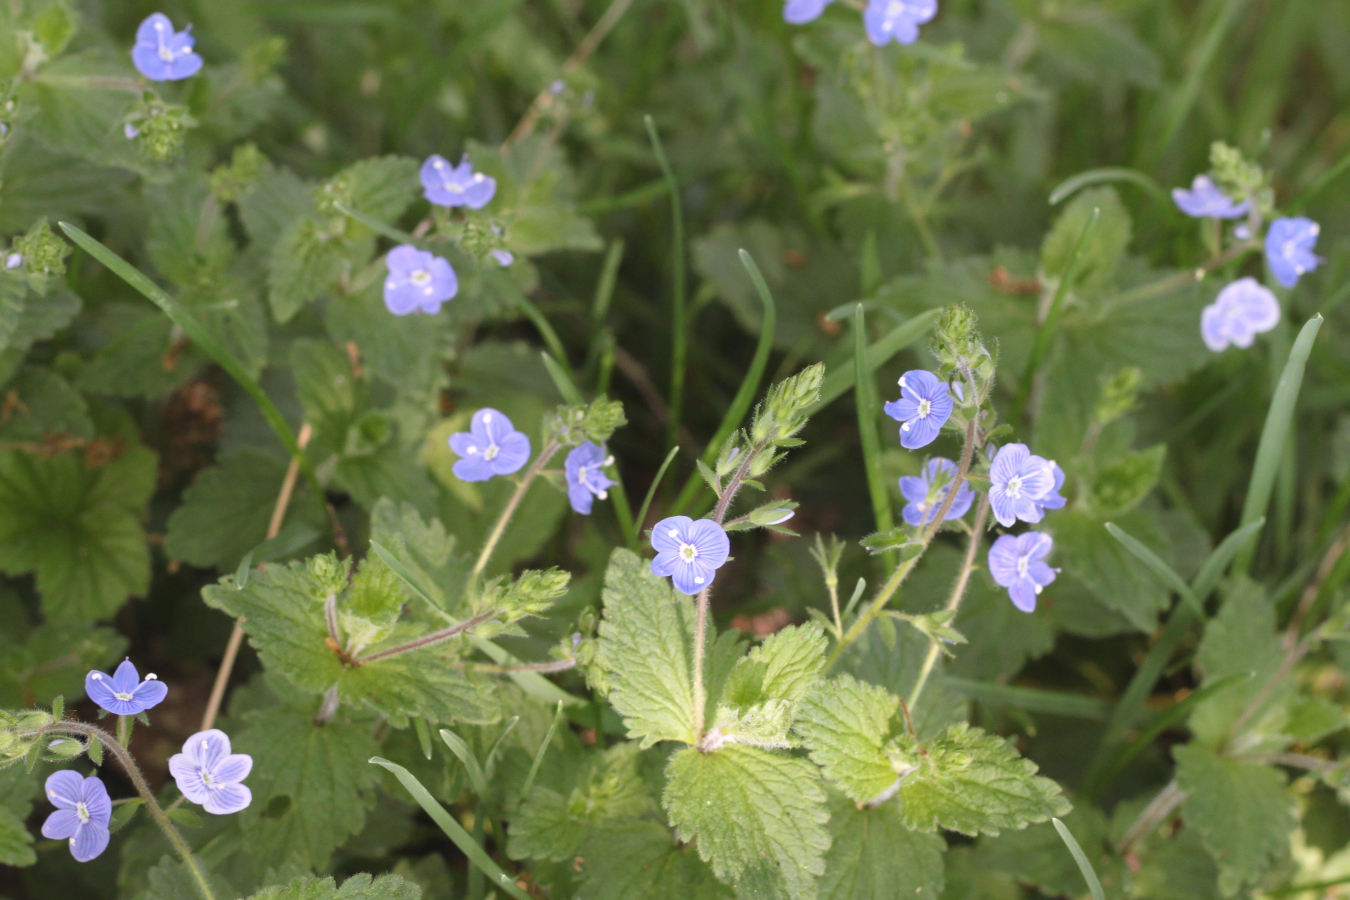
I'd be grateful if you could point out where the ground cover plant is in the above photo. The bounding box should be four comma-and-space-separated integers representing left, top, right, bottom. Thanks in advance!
2, 0, 1350, 897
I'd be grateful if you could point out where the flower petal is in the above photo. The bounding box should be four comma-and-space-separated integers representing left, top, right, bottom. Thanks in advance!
85, 671, 121, 714
651, 516, 692, 554
883, 398, 919, 423
452, 456, 496, 482
687, 519, 730, 569
70, 822, 110, 862
169, 754, 211, 804
649, 551, 681, 578
900, 413, 942, 449
42, 809, 81, 840
1008, 579, 1039, 613
669, 563, 705, 595
990, 443, 1030, 486
80, 777, 112, 826
898, 475, 929, 504
492, 432, 532, 475
131, 678, 168, 712
986, 535, 1021, 587
111, 659, 140, 696
45, 770, 86, 810
212, 754, 253, 785
203, 782, 252, 815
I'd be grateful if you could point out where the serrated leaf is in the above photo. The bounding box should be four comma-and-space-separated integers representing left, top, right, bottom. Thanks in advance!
269, 217, 348, 323
0, 806, 34, 866
245, 873, 422, 900
664, 744, 830, 899
794, 674, 901, 804
0, 366, 93, 444
0, 445, 155, 622
1088, 446, 1165, 517
898, 723, 1070, 836
595, 549, 697, 748
711, 699, 797, 749
1175, 744, 1294, 896
820, 790, 945, 900
1041, 187, 1131, 294
0, 621, 125, 708
576, 819, 733, 900
1188, 579, 1288, 746
720, 622, 827, 709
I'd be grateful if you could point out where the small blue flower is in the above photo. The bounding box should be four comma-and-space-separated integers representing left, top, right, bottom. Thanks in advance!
565, 442, 616, 515
884, 370, 953, 450
42, 771, 112, 862
169, 729, 253, 815
1265, 217, 1322, 288
131, 13, 203, 82
784, 0, 833, 24
123, 123, 140, 140
449, 409, 532, 482
1201, 277, 1280, 352
383, 245, 457, 316
5, 253, 21, 269
491, 248, 515, 268
988, 443, 1056, 528
900, 458, 973, 527
1171, 175, 1249, 219
85, 659, 167, 717
988, 532, 1057, 613
863, 0, 937, 46
650, 516, 731, 595
421, 155, 497, 210
1034, 462, 1067, 514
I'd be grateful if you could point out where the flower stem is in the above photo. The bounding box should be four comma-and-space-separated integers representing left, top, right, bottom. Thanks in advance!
351, 608, 502, 667
465, 441, 560, 601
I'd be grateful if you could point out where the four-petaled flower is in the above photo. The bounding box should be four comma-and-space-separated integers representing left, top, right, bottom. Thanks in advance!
900, 458, 973, 527
420, 155, 497, 210
784, 0, 833, 24
988, 443, 1056, 528
169, 729, 253, 815
884, 370, 953, 450
383, 245, 458, 316
131, 13, 204, 82
565, 442, 616, 515
449, 409, 532, 482
1265, 217, 1322, 288
85, 658, 167, 717
863, 0, 937, 46
988, 532, 1058, 613
1171, 175, 1249, 219
41, 771, 112, 862
650, 516, 731, 595
1200, 277, 1280, 352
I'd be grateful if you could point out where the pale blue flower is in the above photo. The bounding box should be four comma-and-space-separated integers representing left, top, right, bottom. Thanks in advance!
169, 729, 253, 815
1201, 277, 1280, 352
421, 155, 496, 209
42, 771, 111, 862
85, 659, 167, 716
650, 516, 730, 595
131, 13, 203, 82
988, 443, 1056, 528
1034, 463, 1067, 514
1171, 175, 1249, 219
383, 245, 457, 315
449, 409, 531, 481
900, 458, 973, 527
864, 0, 937, 46
784, 0, 833, 24
883, 370, 952, 450
988, 532, 1057, 613
1265, 217, 1322, 288
565, 442, 616, 515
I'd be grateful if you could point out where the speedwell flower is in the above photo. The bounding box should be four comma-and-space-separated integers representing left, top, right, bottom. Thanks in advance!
565, 442, 616, 515
41, 771, 112, 862
1201, 277, 1280, 352
650, 516, 731, 595
420, 155, 497, 210
1265, 217, 1322, 288
131, 13, 204, 82
1034, 462, 1067, 514
784, 0, 833, 24
449, 409, 531, 482
863, 0, 937, 46
1171, 175, 1249, 219
988, 532, 1058, 613
988, 443, 1056, 528
900, 458, 973, 527
883, 370, 952, 450
383, 245, 457, 316
169, 729, 253, 815
85, 659, 167, 717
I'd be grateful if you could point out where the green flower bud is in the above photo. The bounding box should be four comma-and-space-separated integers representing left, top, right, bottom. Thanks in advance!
125, 92, 196, 163
45, 737, 84, 760
1094, 366, 1141, 426
307, 553, 352, 600
13, 219, 68, 281
211, 143, 265, 203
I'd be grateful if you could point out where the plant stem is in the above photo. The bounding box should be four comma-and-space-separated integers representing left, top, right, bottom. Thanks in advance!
465, 441, 560, 600
1102, 240, 1260, 312
1116, 779, 1187, 855
351, 609, 502, 667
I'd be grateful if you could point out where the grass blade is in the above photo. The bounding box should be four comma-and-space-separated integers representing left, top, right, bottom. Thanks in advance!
371, 757, 533, 900
644, 115, 687, 450
1052, 818, 1106, 900
1105, 522, 1204, 616
439, 729, 488, 796
483, 716, 519, 775
945, 678, 1112, 720
542, 351, 584, 405
630, 446, 680, 549
413, 717, 433, 760
816, 308, 941, 411
59, 222, 320, 496
521, 702, 566, 799
369, 540, 452, 622
1049, 167, 1168, 206
1234, 314, 1323, 574
1191, 518, 1264, 600
853, 305, 895, 550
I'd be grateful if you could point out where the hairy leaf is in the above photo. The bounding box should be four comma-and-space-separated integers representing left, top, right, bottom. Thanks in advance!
576, 819, 733, 900
820, 790, 945, 900
794, 674, 900, 804
246, 873, 422, 900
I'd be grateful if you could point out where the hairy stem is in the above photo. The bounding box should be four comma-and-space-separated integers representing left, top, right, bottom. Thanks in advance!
351, 609, 502, 667
1103, 240, 1260, 312
1116, 779, 1187, 855
466, 442, 560, 601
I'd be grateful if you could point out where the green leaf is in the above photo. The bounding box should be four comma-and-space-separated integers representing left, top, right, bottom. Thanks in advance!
978, 806, 1113, 900
794, 674, 901, 805
594, 549, 697, 748
1040, 187, 1131, 293
268, 218, 349, 323
898, 723, 1070, 836
233, 699, 382, 870
663, 744, 830, 900
1089, 446, 1166, 518
1175, 744, 1295, 896
245, 873, 423, 900
1054, 508, 1175, 631
0, 806, 34, 867
164, 451, 326, 570
720, 622, 827, 709
819, 790, 945, 900
1188, 579, 1288, 745
0, 366, 92, 443
576, 820, 733, 900
0, 445, 155, 622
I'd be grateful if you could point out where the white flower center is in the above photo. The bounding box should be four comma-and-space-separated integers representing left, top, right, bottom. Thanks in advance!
1017, 556, 1029, 577
1005, 476, 1023, 498
410, 268, 432, 287
200, 768, 215, 787
679, 543, 699, 563
888, 0, 904, 16
115, 692, 134, 701
158, 44, 175, 61
76, 802, 90, 825
483, 443, 500, 461
916, 399, 931, 419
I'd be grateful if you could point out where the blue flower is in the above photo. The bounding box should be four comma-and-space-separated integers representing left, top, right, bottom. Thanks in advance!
988, 532, 1057, 613
85, 659, 167, 717
988, 443, 1056, 528
863, 0, 937, 46
1201, 277, 1280, 352
565, 442, 616, 515
883, 370, 953, 450
169, 729, 253, 815
1265, 217, 1322, 288
421, 155, 497, 210
1035, 462, 1067, 514
1171, 175, 1249, 219
491, 248, 515, 268
41, 771, 112, 862
784, 0, 833, 24
5, 253, 21, 269
131, 14, 203, 82
650, 516, 731, 595
383, 245, 457, 316
449, 409, 532, 482
900, 458, 973, 527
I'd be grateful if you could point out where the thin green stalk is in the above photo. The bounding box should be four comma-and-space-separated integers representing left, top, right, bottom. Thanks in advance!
629, 446, 680, 549
813, 309, 941, 412
853, 306, 895, 564
1293, 147, 1350, 212
1102, 240, 1261, 312
644, 116, 687, 451
466, 441, 561, 598
1053, 818, 1106, 900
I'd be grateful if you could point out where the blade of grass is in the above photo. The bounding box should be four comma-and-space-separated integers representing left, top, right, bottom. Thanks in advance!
644, 115, 687, 451
483, 716, 519, 775
1293, 148, 1350, 212
1048, 167, 1168, 207
369, 540, 454, 623
521, 702, 566, 799
629, 446, 680, 549
1052, 818, 1106, 900
853, 305, 895, 564
60, 222, 320, 497
1105, 523, 1205, 617
413, 717, 433, 760
541, 351, 584, 405
945, 678, 1112, 720
1234, 314, 1323, 574
371, 757, 533, 900
815, 308, 941, 411
1191, 518, 1264, 599
439, 729, 488, 796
